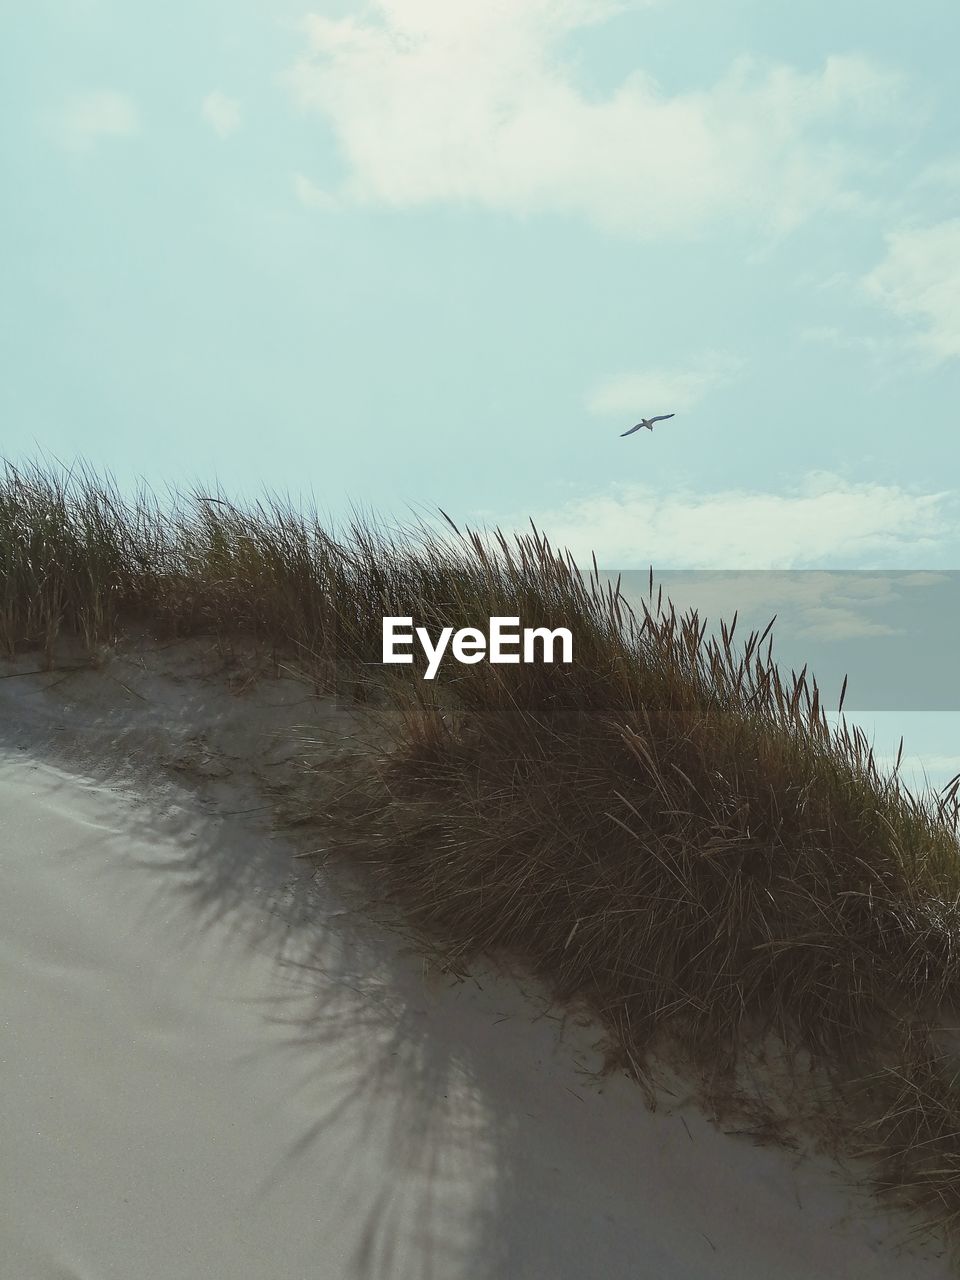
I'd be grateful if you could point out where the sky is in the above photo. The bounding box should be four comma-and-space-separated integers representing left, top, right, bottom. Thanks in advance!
2, 0, 959, 780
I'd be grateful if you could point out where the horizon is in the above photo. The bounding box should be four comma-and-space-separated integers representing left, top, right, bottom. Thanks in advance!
3, 1, 958, 569
2, 1, 958, 782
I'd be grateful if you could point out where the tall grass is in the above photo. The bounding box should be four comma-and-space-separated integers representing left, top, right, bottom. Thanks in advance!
4, 458, 960, 1238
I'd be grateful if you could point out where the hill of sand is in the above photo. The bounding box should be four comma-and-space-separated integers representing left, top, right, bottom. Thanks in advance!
0, 639, 952, 1279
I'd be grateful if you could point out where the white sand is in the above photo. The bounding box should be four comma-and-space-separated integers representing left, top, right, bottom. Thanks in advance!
0, 642, 952, 1279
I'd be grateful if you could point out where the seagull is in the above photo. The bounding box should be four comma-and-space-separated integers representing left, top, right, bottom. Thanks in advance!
621, 413, 675, 437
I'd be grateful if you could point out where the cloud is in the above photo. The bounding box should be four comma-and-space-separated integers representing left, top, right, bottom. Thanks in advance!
587, 353, 742, 417
284, 2, 901, 239
54, 90, 139, 152
608, 571, 944, 649
875, 752, 960, 791
909, 158, 960, 193
798, 325, 913, 376
293, 172, 338, 209
201, 91, 242, 139
864, 219, 960, 363
799, 325, 894, 358
639, 571, 947, 641
512, 473, 954, 568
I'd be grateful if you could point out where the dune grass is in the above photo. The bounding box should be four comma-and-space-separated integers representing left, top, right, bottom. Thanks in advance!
4, 458, 960, 1241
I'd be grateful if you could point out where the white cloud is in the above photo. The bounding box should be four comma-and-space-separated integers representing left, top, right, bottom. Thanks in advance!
864, 220, 960, 363
284, 2, 901, 239
513, 473, 954, 568
293, 172, 338, 209
910, 159, 960, 192
608, 571, 943, 647
637, 571, 946, 641
875, 752, 960, 793
587, 353, 742, 417
201, 91, 242, 139
54, 90, 139, 152
798, 326, 914, 377
800, 326, 891, 357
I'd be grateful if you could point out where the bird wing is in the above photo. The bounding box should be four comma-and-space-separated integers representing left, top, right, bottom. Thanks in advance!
649, 414, 675, 424
620, 423, 643, 437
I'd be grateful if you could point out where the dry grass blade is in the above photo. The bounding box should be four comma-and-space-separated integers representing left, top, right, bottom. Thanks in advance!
4, 457, 960, 1249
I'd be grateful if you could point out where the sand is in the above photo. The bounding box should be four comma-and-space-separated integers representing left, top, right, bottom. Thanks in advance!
0, 640, 953, 1279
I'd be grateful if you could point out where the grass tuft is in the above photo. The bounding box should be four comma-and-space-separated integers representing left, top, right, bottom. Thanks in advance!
4, 457, 960, 1240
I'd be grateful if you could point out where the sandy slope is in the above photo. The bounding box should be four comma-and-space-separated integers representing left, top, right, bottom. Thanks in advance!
0, 641, 952, 1279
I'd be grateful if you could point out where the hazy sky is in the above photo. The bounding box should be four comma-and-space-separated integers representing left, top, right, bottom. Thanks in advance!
2, 0, 959, 783
3, 0, 959, 570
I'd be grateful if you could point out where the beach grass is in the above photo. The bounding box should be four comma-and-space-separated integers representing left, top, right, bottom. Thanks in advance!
3, 456, 960, 1241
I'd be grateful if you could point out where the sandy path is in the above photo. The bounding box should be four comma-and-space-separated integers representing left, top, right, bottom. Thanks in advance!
0, 649, 953, 1279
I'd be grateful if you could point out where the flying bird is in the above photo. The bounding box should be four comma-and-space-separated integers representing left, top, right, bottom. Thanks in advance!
621, 413, 675, 437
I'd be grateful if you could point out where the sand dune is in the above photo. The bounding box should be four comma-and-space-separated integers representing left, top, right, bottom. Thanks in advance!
0, 642, 952, 1279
